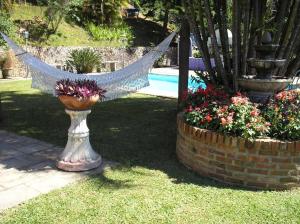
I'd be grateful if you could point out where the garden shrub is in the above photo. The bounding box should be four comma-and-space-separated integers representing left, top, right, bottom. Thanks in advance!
0, 12, 16, 46
264, 90, 300, 141
184, 86, 300, 140
66, 48, 101, 74
86, 23, 133, 42
184, 85, 270, 139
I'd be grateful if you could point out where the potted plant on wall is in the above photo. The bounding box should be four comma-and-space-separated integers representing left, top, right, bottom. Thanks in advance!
0, 49, 14, 79
55, 79, 106, 171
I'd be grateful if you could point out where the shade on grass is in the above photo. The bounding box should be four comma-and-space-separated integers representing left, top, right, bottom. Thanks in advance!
0, 80, 300, 224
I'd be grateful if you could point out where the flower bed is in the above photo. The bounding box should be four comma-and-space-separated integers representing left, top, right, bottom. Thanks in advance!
177, 85, 300, 190
177, 113, 300, 190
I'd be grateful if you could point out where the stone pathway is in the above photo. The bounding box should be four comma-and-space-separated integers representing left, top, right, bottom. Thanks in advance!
0, 130, 112, 212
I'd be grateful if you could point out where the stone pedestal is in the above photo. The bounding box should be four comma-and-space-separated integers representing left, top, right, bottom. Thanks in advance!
57, 109, 102, 171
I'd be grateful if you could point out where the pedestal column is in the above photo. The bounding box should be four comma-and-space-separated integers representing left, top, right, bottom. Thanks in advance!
57, 109, 102, 171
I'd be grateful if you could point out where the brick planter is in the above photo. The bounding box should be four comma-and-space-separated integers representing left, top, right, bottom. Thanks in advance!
176, 113, 300, 190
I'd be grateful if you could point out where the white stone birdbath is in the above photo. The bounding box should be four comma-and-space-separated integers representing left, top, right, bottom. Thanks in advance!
57, 109, 102, 171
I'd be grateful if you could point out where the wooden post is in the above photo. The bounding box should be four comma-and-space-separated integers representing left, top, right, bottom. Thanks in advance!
178, 19, 190, 109
0, 95, 3, 123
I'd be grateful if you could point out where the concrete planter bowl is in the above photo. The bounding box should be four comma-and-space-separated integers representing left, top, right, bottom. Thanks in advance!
176, 113, 300, 190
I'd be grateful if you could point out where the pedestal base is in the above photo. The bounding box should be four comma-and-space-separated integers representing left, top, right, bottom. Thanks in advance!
57, 109, 102, 172
57, 156, 102, 172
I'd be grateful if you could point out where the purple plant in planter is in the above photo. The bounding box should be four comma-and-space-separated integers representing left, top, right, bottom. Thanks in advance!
55, 79, 106, 99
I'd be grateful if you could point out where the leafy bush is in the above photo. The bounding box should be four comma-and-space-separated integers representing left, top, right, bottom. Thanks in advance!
66, 48, 101, 74
44, 0, 69, 34
65, 0, 85, 25
263, 90, 300, 141
0, 12, 16, 46
15, 16, 49, 43
55, 79, 106, 99
184, 86, 270, 139
82, 0, 128, 25
87, 23, 133, 42
184, 86, 300, 140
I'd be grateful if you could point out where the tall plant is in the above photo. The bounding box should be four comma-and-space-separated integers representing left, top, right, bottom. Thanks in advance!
44, 0, 70, 34
183, 0, 300, 92
82, 0, 129, 25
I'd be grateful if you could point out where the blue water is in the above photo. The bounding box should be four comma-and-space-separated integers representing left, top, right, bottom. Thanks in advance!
148, 73, 205, 92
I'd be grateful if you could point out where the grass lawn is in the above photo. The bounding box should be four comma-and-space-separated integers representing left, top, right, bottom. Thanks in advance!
1, 80, 300, 224
11, 4, 167, 47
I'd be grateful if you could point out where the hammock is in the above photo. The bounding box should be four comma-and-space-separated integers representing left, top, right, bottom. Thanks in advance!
1, 32, 176, 101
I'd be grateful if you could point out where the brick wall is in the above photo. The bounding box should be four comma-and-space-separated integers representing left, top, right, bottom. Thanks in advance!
176, 113, 300, 190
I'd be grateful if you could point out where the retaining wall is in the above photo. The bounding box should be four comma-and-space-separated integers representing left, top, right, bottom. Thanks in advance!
176, 113, 300, 190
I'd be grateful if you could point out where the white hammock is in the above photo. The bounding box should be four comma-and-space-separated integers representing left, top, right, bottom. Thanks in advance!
1, 32, 176, 101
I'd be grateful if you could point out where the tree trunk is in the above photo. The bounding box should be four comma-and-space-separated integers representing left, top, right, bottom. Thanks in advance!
178, 19, 190, 109
277, 0, 300, 59
286, 50, 300, 77
163, 6, 169, 34
278, 8, 300, 77
214, 0, 231, 78
232, 0, 241, 91
273, 0, 290, 44
0, 95, 3, 123
241, 0, 251, 78
203, 0, 229, 90
184, 0, 216, 83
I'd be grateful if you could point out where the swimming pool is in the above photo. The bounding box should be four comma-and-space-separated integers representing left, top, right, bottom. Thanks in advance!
138, 73, 205, 98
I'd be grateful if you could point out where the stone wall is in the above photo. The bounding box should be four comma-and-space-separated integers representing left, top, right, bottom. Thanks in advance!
1, 46, 177, 78
176, 113, 300, 190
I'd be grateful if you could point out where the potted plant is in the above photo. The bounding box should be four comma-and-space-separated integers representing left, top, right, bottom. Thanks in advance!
0, 49, 14, 79
65, 48, 102, 74
55, 79, 106, 110
55, 79, 106, 172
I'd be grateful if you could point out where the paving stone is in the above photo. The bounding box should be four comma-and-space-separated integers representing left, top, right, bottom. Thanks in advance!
0, 185, 41, 211
15, 144, 51, 154
0, 148, 25, 161
0, 130, 113, 212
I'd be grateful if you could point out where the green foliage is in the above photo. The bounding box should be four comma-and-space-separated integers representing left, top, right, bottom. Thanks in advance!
82, 0, 129, 25
87, 23, 133, 42
184, 86, 270, 139
44, 0, 70, 33
65, 0, 85, 25
0, 0, 12, 13
0, 12, 16, 46
15, 16, 49, 43
66, 48, 101, 74
263, 90, 300, 141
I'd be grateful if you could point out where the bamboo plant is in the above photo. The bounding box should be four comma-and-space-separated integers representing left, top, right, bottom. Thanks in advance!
183, 0, 300, 92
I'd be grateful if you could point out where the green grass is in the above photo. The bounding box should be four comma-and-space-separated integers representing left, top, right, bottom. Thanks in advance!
1, 80, 300, 224
10, 4, 167, 47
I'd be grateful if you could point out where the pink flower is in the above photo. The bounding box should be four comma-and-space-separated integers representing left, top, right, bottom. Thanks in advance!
221, 118, 227, 126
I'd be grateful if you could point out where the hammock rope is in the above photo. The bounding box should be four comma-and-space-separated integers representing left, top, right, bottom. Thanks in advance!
1, 32, 176, 101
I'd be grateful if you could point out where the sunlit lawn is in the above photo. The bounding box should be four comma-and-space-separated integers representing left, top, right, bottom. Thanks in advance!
0, 80, 300, 224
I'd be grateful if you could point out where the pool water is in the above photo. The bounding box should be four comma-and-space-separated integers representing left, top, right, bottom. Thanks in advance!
148, 73, 205, 93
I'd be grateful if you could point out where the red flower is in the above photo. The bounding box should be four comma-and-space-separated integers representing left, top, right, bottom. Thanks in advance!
201, 101, 209, 108
205, 114, 213, 123
185, 105, 193, 112
250, 109, 259, 117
